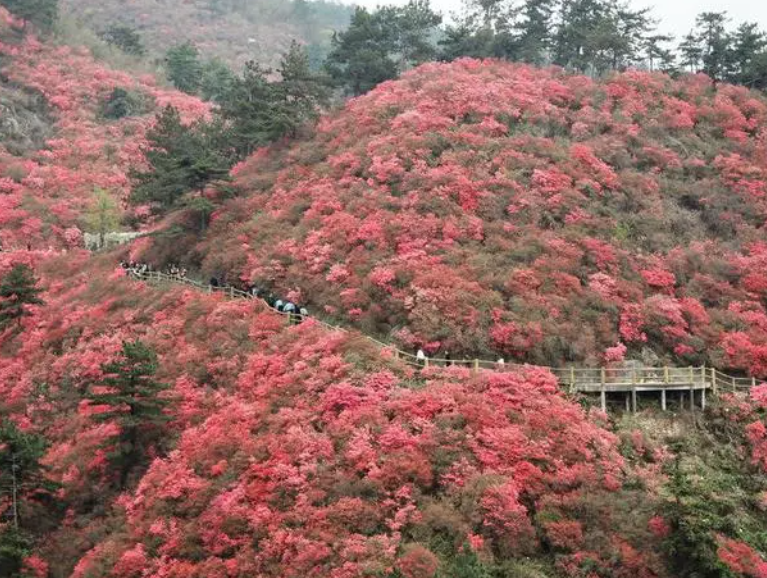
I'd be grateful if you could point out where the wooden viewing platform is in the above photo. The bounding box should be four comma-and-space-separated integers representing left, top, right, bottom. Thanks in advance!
128, 269, 761, 412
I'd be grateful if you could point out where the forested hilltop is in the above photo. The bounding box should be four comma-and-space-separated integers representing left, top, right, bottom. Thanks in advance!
4, 1, 767, 578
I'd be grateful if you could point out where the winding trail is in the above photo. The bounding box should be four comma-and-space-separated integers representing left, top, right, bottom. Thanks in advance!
128, 269, 761, 410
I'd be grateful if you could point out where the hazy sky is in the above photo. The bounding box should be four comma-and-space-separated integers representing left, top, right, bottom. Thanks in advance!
339, 0, 767, 37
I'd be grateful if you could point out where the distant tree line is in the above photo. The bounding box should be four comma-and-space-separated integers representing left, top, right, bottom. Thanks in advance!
323, 0, 767, 94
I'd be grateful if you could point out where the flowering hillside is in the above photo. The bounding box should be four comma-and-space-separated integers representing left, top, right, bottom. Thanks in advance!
188, 59, 767, 376
0, 8, 208, 250
0, 250, 673, 577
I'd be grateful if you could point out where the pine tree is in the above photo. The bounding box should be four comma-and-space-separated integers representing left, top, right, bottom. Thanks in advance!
729, 22, 767, 86
325, 7, 399, 96
0, 264, 44, 330
695, 12, 731, 81
275, 41, 331, 137
515, 0, 557, 64
0, 420, 49, 577
394, 0, 443, 67
130, 106, 231, 211
87, 340, 170, 487
200, 57, 237, 104
325, 1, 440, 96
644, 33, 676, 72
678, 31, 703, 72
165, 42, 203, 94
100, 24, 145, 56
0, 420, 48, 527
217, 62, 286, 157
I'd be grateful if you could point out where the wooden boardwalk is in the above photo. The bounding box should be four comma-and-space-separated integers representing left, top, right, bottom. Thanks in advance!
129, 269, 761, 411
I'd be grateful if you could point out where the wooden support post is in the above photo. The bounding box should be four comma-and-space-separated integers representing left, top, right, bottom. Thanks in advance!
664, 366, 669, 384
625, 393, 630, 412
753, 377, 758, 388
711, 367, 717, 395
690, 385, 695, 411
689, 366, 694, 385
661, 389, 667, 411
601, 388, 606, 412
632, 388, 637, 413
702, 387, 706, 410
424, 357, 429, 369
601, 367, 606, 387
473, 359, 479, 373
570, 367, 575, 387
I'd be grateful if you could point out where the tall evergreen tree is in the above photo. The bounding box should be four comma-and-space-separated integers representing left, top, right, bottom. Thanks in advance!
515, 0, 558, 64
729, 22, 767, 86
325, 7, 399, 96
0, 420, 49, 578
275, 41, 331, 136
87, 340, 170, 487
643, 33, 676, 72
199, 57, 237, 104
325, 1, 441, 95
165, 42, 203, 94
695, 12, 731, 81
678, 31, 703, 72
217, 62, 286, 157
0, 264, 44, 330
393, 0, 443, 66
130, 106, 231, 211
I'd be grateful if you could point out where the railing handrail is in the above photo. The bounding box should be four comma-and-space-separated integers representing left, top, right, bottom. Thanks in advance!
127, 269, 764, 390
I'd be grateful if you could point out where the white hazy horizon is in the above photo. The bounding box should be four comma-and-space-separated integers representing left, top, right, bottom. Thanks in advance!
333, 0, 767, 38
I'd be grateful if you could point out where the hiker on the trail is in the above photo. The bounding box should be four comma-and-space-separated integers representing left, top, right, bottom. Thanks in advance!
284, 302, 297, 323
497, 358, 505, 368
416, 348, 427, 367
210, 276, 219, 288
299, 306, 308, 320
274, 299, 284, 311
444, 351, 452, 367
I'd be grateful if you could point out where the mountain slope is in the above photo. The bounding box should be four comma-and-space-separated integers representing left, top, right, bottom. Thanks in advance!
60, 0, 353, 69
169, 59, 767, 376
3, 22, 767, 577
0, 10, 208, 250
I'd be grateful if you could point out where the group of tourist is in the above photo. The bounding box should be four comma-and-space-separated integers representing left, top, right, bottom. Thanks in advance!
205, 276, 310, 323
166, 264, 188, 279
122, 261, 188, 281
121, 261, 152, 275
247, 284, 309, 323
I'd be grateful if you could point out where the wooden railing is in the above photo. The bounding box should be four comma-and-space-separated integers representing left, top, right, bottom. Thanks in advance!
128, 269, 761, 395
